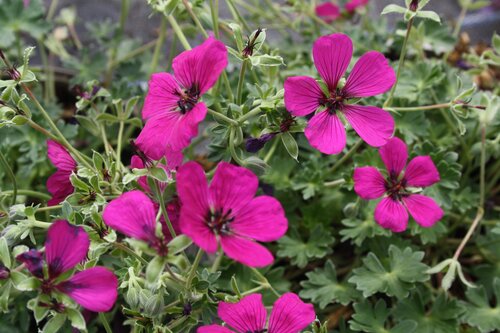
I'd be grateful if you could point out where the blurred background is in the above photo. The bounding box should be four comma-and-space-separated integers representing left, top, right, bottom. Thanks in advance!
43, 0, 500, 45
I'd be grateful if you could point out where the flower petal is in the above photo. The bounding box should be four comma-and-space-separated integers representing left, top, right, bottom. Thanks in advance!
315, 2, 341, 23
313, 33, 353, 91
47, 169, 74, 206
220, 236, 274, 267
56, 267, 118, 312
45, 220, 90, 278
374, 197, 408, 232
209, 162, 259, 214
353, 167, 386, 200
136, 102, 207, 158
197, 325, 234, 333
172, 37, 228, 95
141, 73, 182, 120
268, 293, 316, 333
102, 191, 157, 242
343, 51, 396, 98
343, 104, 394, 147
177, 162, 217, 253
378, 137, 408, 177
403, 194, 443, 227
47, 140, 77, 171
232, 196, 288, 242
404, 156, 440, 187
345, 0, 369, 12
218, 294, 267, 333
16, 250, 44, 279
304, 110, 346, 155
284, 76, 323, 116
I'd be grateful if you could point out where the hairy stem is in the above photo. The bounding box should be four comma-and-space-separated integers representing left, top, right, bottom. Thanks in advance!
0, 151, 17, 205
150, 16, 168, 75
331, 139, 363, 173
167, 15, 191, 50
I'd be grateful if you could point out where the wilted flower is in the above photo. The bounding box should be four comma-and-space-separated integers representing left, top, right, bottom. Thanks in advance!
284, 33, 396, 154
353, 137, 443, 232
135, 37, 228, 160
176, 162, 288, 267
17, 220, 118, 312
46, 140, 77, 206
245, 133, 277, 153
198, 293, 315, 333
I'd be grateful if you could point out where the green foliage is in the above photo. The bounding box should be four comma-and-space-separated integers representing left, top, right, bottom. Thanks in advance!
350, 299, 417, 333
460, 278, 500, 333
349, 246, 429, 299
300, 260, 360, 308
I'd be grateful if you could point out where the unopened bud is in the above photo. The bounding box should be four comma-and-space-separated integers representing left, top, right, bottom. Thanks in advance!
409, 0, 419, 11
0, 263, 10, 280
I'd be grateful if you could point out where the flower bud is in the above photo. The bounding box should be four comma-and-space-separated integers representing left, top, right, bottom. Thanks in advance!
0, 263, 10, 280
409, 0, 419, 12
245, 133, 276, 153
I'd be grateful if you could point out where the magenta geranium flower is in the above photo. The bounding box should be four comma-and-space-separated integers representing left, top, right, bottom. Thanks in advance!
176, 162, 288, 267
353, 137, 444, 232
17, 220, 118, 312
345, 0, 369, 12
315, 2, 341, 23
103, 190, 178, 254
284, 33, 396, 154
198, 293, 315, 333
135, 37, 228, 160
46, 140, 77, 206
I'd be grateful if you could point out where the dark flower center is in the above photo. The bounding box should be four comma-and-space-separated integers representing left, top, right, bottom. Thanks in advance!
206, 208, 234, 235
177, 84, 201, 114
319, 90, 348, 114
385, 173, 409, 201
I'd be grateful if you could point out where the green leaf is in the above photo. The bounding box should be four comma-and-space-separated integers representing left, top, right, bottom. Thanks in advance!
42, 314, 66, 333
350, 299, 417, 333
277, 225, 334, 268
381, 4, 407, 15
228, 23, 244, 51
461, 278, 500, 333
14, 277, 41, 291
416, 10, 441, 23
348, 246, 429, 299
340, 217, 391, 246
249, 54, 284, 67
395, 291, 465, 333
66, 308, 86, 330
280, 132, 298, 161
300, 260, 360, 308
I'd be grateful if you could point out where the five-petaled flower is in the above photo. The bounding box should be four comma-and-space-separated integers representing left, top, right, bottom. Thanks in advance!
284, 33, 396, 155
46, 140, 77, 206
17, 220, 118, 312
176, 162, 288, 267
198, 293, 315, 333
353, 137, 444, 232
315, 0, 369, 22
135, 37, 228, 160
103, 190, 179, 254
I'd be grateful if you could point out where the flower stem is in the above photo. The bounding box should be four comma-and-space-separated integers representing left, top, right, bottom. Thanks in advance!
236, 59, 248, 104
226, 0, 251, 32
452, 125, 487, 261
182, 0, 209, 38
207, 108, 239, 126
387, 103, 451, 112
99, 312, 113, 333
453, 3, 468, 37
36, 205, 62, 212
384, 17, 415, 108
167, 15, 191, 50
186, 248, 204, 290
330, 139, 363, 173
150, 16, 168, 75
229, 128, 246, 166
250, 267, 280, 297
155, 182, 177, 239
210, 247, 224, 273
1, 189, 51, 201
113, 120, 125, 182
209, 0, 220, 38
238, 106, 261, 123
113, 242, 148, 265
324, 178, 346, 187
0, 151, 16, 205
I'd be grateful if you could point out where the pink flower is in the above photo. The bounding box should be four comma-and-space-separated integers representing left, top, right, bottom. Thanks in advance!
345, 0, 369, 12
17, 220, 118, 312
103, 190, 176, 254
176, 162, 288, 267
284, 33, 396, 154
46, 140, 77, 206
130, 147, 183, 194
135, 37, 228, 160
353, 137, 444, 232
315, 2, 341, 23
198, 293, 316, 333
